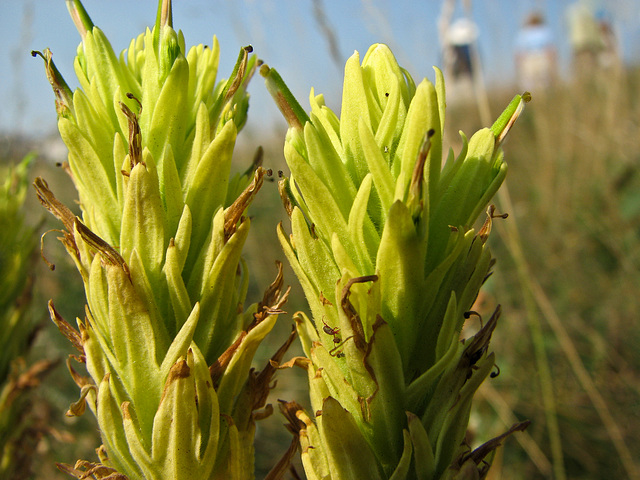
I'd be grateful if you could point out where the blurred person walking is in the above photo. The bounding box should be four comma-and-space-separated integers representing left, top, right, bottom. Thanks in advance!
515, 12, 557, 92
438, 0, 491, 124
443, 17, 478, 83
438, 0, 479, 101
593, 8, 620, 70
567, 0, 620, 78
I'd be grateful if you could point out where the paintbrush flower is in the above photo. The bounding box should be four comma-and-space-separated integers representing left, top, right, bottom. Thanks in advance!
34, 1, 288, 478
263, 43, 529, 479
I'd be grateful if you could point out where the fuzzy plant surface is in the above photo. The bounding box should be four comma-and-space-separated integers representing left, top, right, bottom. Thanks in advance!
34, 1, 289, 479
262, 44, 529, 479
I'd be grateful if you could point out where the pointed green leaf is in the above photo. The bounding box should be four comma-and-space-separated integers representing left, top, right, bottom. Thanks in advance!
359, 119, 395, 217
151, 356, 201, 478
97, 377, 145, 477
298, 409, 330, 480
185, 120, 237, 252
347, 173, 376, 274
216, 314, 277, 414
159, 303, 200, 374
120, 152, 166, 279
309, 89, 343, 157
364, 319, 406, 473
407, 411, 436, 479
388, 430, 413, 480
395, 79, 441, 203
376, 200, 426, 369
319, 397, 384, 480
195, 218, 250, 361
340, 50, 371, 183
304, 121, 357, 220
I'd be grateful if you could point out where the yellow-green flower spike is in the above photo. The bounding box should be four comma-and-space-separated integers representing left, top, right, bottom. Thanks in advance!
35, 1, 287, 477
264, 43, 529, 479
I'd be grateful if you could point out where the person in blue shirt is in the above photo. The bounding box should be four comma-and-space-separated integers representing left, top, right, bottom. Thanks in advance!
515, 11, 557, 91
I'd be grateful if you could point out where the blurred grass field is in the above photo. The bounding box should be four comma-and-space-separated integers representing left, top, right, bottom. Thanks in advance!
450, 67, 640, 479
1, 63, 639, 479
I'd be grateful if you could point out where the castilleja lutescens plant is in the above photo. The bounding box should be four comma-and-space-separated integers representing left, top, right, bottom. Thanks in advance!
33, 0, 290, 478
262, 44, 529, 479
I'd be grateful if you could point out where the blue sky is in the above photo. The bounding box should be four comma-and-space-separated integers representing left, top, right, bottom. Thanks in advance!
1, 0, 639, 139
